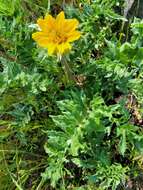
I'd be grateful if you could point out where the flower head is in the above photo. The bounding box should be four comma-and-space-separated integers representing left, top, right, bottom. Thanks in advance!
32, 11, 81, 56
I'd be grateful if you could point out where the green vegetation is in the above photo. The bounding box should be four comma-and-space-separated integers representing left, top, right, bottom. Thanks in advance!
0, 0, 143, 189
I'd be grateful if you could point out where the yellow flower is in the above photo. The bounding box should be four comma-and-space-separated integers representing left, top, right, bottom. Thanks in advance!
32, 11, 81, 56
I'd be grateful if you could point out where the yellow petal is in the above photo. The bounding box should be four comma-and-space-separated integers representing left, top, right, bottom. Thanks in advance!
37, 15, 55, 32
37, 18, 47, 31
56, 11, 65, 31
56, 11, 65, 22
32, 32, 51, 48
47, 43, 57, 55
45, 14, 55, 29
64, 19, 79, 33
67, 31, 81, 42
57, 42, 71, 55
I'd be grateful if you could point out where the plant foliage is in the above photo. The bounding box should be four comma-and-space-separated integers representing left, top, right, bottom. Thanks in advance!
0, 0, 143, 190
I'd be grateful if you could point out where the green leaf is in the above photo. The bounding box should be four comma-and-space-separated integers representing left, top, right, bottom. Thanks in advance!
119, 129, 126, 156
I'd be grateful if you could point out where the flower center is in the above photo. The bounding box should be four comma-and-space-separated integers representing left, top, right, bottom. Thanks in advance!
53, 32, 67, 44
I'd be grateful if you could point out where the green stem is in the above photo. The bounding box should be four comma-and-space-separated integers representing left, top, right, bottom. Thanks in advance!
47, 0, 50, 13
61, 56, 76, 83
